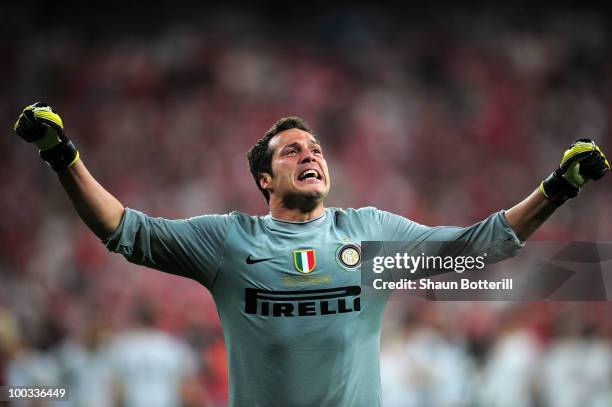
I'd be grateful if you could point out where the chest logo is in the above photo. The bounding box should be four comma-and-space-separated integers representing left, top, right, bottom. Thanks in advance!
336, 243, 362, 269
245, 255, 274, 265
293, 249, 317, 274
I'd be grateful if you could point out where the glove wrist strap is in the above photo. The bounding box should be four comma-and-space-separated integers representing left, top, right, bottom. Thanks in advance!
39, 138, 79, 171
540, 171, 579, 206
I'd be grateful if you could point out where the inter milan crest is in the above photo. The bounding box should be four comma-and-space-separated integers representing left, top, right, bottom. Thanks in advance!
336, 243, 362, 270
293, 249, 316, 274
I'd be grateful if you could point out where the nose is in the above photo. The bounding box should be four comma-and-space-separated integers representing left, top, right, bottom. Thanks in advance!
299, 150, 316, 164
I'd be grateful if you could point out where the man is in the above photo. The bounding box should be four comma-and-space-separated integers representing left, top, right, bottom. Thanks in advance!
13, 102, 609, 407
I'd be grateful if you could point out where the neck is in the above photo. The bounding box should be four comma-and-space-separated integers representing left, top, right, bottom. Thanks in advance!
268, 197, 325, 222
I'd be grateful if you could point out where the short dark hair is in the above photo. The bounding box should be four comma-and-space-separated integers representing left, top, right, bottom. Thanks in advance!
247, 117, 316, 202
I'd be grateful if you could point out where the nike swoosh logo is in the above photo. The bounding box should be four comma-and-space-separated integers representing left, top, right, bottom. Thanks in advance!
246, 255, 274, 265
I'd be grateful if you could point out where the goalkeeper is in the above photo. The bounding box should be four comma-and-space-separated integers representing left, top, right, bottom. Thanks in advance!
13, 102, 610, 407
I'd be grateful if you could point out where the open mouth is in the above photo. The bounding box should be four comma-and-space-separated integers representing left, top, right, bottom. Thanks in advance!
297, 169, 322, 182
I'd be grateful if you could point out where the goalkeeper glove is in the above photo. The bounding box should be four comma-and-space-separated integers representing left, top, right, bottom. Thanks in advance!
13, 102, 79, 171
540, 139, 609, 206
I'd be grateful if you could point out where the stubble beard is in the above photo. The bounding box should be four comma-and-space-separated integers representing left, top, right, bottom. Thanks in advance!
282, 190, 326, 213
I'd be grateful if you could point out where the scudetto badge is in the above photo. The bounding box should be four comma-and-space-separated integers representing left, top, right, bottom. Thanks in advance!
337, 243, 362, 269
293, 249, 316, 274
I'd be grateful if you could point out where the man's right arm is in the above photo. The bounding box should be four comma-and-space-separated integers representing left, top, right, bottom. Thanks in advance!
57, 159, 125, 240
13, 102, 124, 240
13, 102, 230, 288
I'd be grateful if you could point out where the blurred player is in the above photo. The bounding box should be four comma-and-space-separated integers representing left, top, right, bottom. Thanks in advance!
12, 103, 610, 406
106, 300, 201, 407
56, 309, 117, 407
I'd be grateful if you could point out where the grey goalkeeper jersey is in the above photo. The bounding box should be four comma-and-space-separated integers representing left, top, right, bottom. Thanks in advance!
104, 207, 523, 407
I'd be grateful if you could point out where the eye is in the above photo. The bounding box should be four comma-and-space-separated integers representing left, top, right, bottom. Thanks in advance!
313, 148, 322, 155
285, 149, 297, 156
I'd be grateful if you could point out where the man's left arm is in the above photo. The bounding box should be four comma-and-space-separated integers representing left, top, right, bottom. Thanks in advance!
505, 139, 609, 241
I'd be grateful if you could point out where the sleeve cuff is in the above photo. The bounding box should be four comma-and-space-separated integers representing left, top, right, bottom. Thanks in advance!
103, 208, 130, 251
499, 210, 526, 247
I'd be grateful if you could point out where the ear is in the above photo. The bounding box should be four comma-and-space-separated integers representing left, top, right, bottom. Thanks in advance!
259, 172, 272, 190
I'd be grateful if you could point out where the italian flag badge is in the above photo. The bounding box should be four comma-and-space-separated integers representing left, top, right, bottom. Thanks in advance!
293, 249, 316, 274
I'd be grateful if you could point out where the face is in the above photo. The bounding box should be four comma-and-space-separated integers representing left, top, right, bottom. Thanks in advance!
260, 128, 330, 207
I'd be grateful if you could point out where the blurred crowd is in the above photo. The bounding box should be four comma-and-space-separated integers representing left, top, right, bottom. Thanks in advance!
381, 301, 612, 407
1, 4, 611, 406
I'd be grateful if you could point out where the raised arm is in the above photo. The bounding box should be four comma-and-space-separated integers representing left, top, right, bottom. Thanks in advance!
504, 189, 555, 242
13, 102, 231, 288
505, 139, 609, 241
376, 139, 609, 263
13, 102, 124, 240
57, 159, 124, 240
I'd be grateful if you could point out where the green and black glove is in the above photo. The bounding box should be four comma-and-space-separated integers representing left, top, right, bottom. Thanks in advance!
540, 139, 609, 206
13, 102, 79, 171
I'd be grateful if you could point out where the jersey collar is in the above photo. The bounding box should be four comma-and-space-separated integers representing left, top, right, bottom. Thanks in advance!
264, 209, 329, 232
